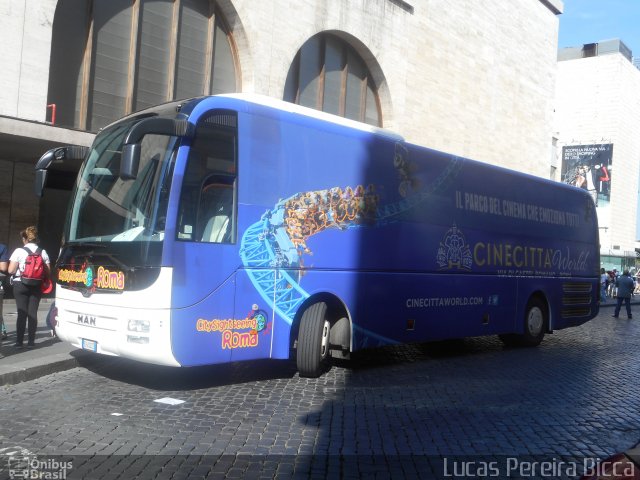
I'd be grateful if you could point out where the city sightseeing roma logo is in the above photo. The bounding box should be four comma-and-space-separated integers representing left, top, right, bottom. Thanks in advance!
437, 224, 472, 271
196, 304, 272, 350
58, 265, 125, 292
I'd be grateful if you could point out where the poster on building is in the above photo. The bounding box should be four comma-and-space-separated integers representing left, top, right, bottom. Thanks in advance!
561, 143, 613, 207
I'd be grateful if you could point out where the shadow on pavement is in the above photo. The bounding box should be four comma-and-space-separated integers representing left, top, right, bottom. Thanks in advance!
335, 336, 506, 372
0, 327, 59, 359
72, 336, 506, 390
74, 352, 298, 391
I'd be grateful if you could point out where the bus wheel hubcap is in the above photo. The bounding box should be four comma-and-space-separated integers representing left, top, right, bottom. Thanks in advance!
320, 320, 330, 358
528, 307, 543, 335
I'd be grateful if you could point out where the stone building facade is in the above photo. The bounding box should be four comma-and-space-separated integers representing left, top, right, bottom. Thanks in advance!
555, 39, 640, 270
0, 0, 563, 259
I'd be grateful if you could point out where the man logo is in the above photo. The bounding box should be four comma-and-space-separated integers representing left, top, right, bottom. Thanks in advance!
77, 315, 96, 326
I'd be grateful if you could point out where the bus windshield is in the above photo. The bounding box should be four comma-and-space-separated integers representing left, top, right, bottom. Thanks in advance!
66, 117, 178, 244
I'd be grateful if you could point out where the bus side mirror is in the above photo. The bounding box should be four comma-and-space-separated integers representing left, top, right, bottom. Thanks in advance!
120, 116, 193, 180
35, 170, 47, 197
34, 145, 89, 197
120, 144, 141, 181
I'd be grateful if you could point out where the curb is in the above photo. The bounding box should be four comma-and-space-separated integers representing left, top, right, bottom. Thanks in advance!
0, 357, 79, 386
0, 349, 103, 387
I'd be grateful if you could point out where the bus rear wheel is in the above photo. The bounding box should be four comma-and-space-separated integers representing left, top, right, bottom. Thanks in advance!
297, 302, 331, 378
500, 296, 547, 347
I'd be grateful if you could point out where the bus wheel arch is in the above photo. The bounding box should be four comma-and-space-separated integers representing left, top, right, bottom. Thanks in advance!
500, 293, 549, 347
292, 294, 351, 377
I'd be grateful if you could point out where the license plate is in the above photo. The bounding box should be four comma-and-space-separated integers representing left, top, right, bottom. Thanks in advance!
81, 338, 97, 352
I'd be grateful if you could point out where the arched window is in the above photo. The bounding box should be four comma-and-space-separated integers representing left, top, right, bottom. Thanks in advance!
48, 0, 238, 132
284, 33, 381, 126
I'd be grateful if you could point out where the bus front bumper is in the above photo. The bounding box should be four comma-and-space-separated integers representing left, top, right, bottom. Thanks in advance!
54, 301, 180, 367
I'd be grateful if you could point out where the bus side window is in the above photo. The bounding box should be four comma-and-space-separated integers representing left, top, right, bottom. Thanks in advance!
177, 187, 196, 240
199, 182, 233, 243
176, 110, 238, 243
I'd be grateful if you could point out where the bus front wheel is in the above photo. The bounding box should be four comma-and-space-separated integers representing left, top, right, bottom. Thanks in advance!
297, 302, 331, 378
500, 297, 547, 347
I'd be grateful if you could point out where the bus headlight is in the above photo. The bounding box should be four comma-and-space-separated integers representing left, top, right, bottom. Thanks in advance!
128, 319, 150, 333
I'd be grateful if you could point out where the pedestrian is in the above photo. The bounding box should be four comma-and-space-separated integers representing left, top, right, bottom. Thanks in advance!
0, 241, 9, 340
0, 242, 8, 358
612, 269, 634, 320
600, 268, 608, 303
606, 271, 615, 297
7, 226, 51, 348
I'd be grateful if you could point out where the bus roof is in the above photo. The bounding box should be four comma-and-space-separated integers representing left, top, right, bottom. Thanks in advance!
217, 93, 404, 143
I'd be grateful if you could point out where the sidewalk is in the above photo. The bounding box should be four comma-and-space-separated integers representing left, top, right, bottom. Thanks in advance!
0, 299, 100, 386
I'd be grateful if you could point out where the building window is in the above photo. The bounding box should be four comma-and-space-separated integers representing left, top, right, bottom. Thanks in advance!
583, 43, 597, 58
284, 33, 381, 126
47, 0, 238, 132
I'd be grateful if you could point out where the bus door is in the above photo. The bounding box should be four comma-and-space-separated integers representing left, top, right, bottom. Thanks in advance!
170, 173, 239, 365
169, 109, 242, 366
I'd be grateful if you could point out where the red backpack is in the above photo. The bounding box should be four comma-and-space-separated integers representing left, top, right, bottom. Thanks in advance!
20, 247, 46, 286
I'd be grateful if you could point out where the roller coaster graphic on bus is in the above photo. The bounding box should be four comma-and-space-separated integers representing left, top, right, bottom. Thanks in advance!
239, 143, 463, 343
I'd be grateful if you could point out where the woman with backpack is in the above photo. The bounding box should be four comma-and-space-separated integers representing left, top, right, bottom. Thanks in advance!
7, 226, 50, 348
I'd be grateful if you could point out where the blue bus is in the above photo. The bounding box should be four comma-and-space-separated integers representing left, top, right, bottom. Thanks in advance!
35, 94, 599, 377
